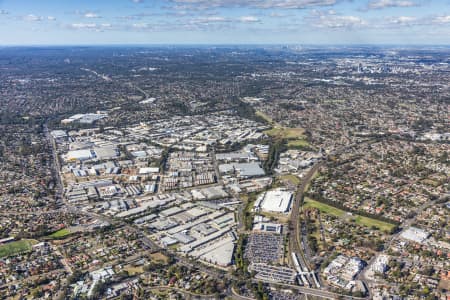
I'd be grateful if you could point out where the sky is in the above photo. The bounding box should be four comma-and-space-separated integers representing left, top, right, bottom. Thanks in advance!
0, 0, 449, 45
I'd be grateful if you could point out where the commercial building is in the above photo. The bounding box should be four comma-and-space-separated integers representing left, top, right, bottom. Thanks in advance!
400, 227, 430, 244
254, 189, 293, 214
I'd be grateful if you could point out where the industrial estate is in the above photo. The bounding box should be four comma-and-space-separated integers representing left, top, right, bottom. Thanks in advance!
0, 45, 448, 300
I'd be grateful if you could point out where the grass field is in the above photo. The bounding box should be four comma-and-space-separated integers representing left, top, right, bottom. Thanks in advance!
304, 198, 346, 218
256, 110, 311, 150
353, 216, 395, 232
124, 265, 144, 275
287, 139, 310, 149
48, 228, 71, 239
264, 125, 310, 150
264, 127, 306, 140
303, 198, 395, 232
255, 111, 274, 124
0, 240, 32, 258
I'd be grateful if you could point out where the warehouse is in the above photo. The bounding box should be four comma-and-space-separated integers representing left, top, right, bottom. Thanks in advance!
93, 146, 119, 160
400, 227, 430, 244
254, 189, 293, 214
64, 149, 95, 161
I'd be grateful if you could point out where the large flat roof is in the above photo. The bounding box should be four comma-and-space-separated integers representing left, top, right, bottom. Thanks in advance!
259, 190, 293, 213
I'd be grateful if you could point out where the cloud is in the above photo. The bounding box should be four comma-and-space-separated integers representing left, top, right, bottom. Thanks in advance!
190, 16, 230, 24
239, 16, 260, 23
381, 14, 450, 27
432, 15, 450, 24
0, 9, 8, 15
385, 15, 417, 25
47, 16, 56, 21
68, 23, 113, 31
118, 12, 160, 20
84, 12, 101, 18
70, 23, 97, 29
132, 0, 144, 3
169, 0, 339, 10
23, 14, 43, 22
306, 10, 367, 28
367, 0, 419, 9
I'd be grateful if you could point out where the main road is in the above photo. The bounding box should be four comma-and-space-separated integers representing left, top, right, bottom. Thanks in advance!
289, 162, 323, 269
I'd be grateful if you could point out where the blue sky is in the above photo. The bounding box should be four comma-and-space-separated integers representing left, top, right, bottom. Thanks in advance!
0, 0, 449, 45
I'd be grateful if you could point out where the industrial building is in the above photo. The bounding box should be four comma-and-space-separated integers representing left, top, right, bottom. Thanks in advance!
254, 189, 293, 214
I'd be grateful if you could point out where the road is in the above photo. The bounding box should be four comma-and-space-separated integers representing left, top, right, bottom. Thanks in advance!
289, 163, 323, 269
252, 279, 367, 300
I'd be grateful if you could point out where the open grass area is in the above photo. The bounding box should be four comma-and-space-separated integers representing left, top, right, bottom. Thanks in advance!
287, 139, 310, 149
255, 110, 274, 124
264, 126, 310, 150
304, 198, 346, 218
257, 110, 311, 150
48, 228, 72, 239
353, 216, 395, 232
264, 127, 306, 140
124, 265, 144, 275
0, 240, 32, 258
150, 252, 170, 264
304, 198, 395, 232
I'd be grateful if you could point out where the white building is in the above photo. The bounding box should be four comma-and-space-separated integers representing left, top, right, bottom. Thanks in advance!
371, 255, 389, 274
254, 189, 293, 214
400, 227, 430, 244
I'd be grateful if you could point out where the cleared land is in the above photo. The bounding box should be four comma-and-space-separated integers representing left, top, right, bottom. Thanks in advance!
48, 228, 72, 239
0, 240, 33, 258
255, 111, 275, 125
304, 198, 395, 232
304, 198, 345, 218
264, 125, 309, 149
264, 127, 306, 140
256, 110, 310, 149
279, 174, 301, 185
287, 139, 310, 149
124, 265, 144, 275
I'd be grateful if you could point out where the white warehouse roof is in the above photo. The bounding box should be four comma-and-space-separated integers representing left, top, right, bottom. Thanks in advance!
256, 189, 293, 214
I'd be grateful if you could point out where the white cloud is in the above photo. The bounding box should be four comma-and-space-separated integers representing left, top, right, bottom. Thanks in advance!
132, 23, 150, 28
47, 16, 56, 21
0, 9, 8, 15
432, 15, 450, 24
70, 23, 97, 29
368, 0, 419, 9
69, 23, 113, 30
169, 0, 338, 10
132, 0, 144, 3
239, 16, 260, 23
23, 14, 43, 22
306, 11, 367, 29
84, 12, 101, 18
386, 16, 417, 24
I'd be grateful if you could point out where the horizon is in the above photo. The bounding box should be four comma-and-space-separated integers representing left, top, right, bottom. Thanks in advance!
1, 43, 450, 47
